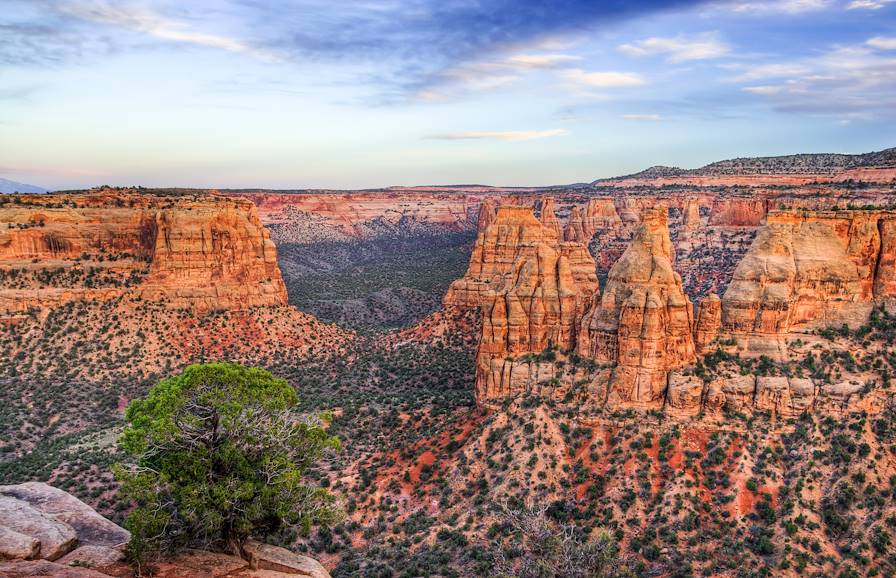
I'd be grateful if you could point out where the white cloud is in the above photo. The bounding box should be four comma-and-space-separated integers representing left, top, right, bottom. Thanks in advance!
743, 85, 787, 94
621, 114, 663, 121
58, 1, 278, 60
723, 0, 833, 13
868, 36, 896, 50
560, 69, 646, 88
618, 33, 730, 63
727, 62, 812, 81
427, 129, 568, 141
848, 0, 895, 8
504, 54, 582, 69
738, 44, 896, 117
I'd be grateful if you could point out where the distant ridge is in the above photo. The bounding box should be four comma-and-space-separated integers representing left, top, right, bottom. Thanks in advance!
0, 178, 46, 194
599, 147, 896, 182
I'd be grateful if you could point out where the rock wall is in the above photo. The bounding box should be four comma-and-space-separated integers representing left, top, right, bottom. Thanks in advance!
720, 210, 896, 349
0, 191, 288, 316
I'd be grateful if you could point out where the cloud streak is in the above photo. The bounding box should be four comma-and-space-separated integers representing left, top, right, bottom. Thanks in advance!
560, 69, 646, 87
618, 33, 730, 62
427, 129, 568, 141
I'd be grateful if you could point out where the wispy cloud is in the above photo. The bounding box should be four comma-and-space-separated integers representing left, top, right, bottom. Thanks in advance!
621, 114, 663, 121
847, 0, 895, 8
560, 69, 646, 88
618, 33, 730, 62
58, 1, 278, 60
721, 0, 833, 13
427, 129, 568, 141
868, 36, 896, 49
738, 44, 896, 117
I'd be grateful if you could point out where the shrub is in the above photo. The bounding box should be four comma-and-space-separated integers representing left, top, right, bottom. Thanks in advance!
115, 362, 341, 568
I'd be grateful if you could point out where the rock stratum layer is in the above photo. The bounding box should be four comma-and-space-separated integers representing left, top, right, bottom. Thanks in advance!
0, 191, 287, 316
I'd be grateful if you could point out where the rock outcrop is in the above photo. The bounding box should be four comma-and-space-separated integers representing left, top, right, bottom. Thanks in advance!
0, 192, 287, 316
578, 208, 696, 408
694, 293, 722, 353
709, 198, 767, 227
446, 204, 598, 400
563, 206, 589, 243
0, 482, 128, 562
721, 210, 896, 350
0, 483, 331, 578
538, 197, 562, 236
582, 197, 622, 236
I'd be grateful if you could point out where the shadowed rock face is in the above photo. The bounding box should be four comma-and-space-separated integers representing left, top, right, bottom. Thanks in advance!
720, 210, 896, 349
578, 208, 696, 408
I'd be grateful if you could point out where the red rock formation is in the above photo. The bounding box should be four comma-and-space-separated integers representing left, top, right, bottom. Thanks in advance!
709, 198, 766, 227
682, 198, 701, 231
563, 206, 588, 244
446, 204, 598, 400
694, 293, 721, 353
137, 205, 287, 311
578, 208, 695, 408
875, 217, 896, 309
582, 197, 622, 236
721, 210, 895, 346
0, 192, 287, 316
477, 197, 497, 233
539, 197, 562, 236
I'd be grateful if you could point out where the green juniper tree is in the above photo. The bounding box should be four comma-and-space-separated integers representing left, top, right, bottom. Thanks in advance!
115, 362, 341, 566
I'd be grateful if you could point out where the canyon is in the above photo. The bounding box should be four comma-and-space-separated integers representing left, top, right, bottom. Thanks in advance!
2, 147, 896, 578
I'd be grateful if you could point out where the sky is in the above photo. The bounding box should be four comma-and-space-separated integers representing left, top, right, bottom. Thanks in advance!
1, 0, 895, 190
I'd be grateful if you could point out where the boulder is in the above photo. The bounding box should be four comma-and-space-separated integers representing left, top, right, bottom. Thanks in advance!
720, 375, 756, 412
57, 545, 124, 568
244, 540, 331, 578
665, 372, 705, 417
0, 560, 113, 578
0, 496, 77, 561
0, 483, 130, 548
0, 526, 40, 560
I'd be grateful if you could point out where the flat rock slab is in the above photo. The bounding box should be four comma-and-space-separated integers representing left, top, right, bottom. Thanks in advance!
244, 541, 330, 578
0, 560, 114, 578
0, 526, 41, 560
57, 545, 124, 568
0, 483, 130, 548
0, 496, 77, 561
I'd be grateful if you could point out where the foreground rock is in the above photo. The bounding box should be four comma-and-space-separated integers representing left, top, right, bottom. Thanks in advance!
0, 483, 331, 577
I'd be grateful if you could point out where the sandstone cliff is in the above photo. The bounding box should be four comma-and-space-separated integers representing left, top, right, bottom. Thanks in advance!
0, 191, 287, 316
444, 204, 598, 400
721, 210, 896, 352
578, 208, 696, 408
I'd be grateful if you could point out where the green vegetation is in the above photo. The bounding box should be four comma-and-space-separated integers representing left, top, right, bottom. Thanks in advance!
115, 363, 341, 566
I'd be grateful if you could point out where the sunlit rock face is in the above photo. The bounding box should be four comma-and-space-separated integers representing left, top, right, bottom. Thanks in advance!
578, 208, 696, 409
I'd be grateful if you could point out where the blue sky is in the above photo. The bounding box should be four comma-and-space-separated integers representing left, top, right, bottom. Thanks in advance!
1, 0, 895, 190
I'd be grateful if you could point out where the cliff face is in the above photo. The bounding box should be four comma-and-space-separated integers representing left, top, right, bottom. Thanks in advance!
447, 205, 598, 400
578, 209, 696, 408
708, 198, 767, 227
138, 205, 287, 311
721, 210, 896, 348
0, 192, 287, 316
